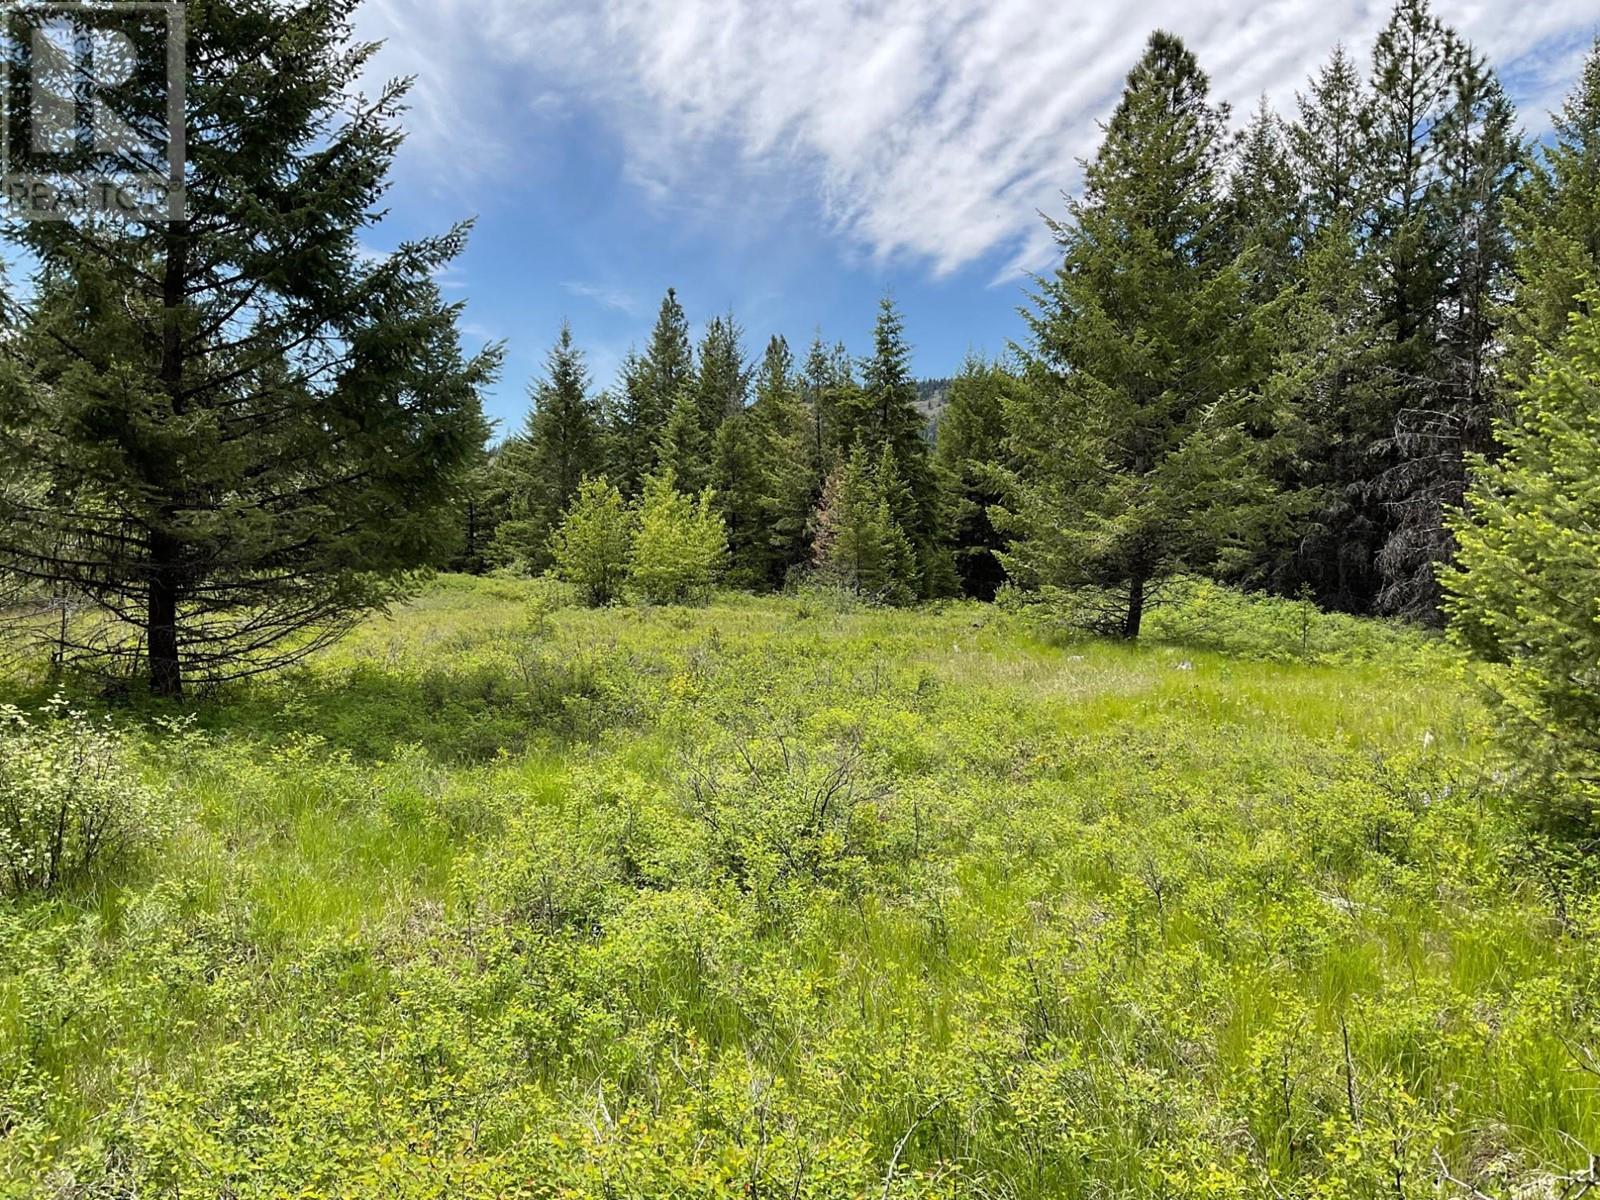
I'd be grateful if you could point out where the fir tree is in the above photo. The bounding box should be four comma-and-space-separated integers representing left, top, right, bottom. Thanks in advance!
800, 334, 853, 492
1504, 38, 1600, 383
712, 410, 767, 587
1444, 297, 1600, 833
616, 290, 692, 494
1291, 45, 1369, 232
494, 323, 605, 571
1361, 0, 1456, 612
1367, 0, 1453, 371
0, 0, 499, 695
1272, 45, 1391, 608
812, 445, 917, 604
665, 313, 749, 495
1229, 98, 1303, 305
693, 313, 752, 435
854, 297, 943, 593
933, 356, 1013, 601
606, 351, 651, 491
657, 389, 715, 495
751, 336, 821, 586
1372, 5, 1519, 617
448, 443, 509, 576
1000, 31, 1266, 638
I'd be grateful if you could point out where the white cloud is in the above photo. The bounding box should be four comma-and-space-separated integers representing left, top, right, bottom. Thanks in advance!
561, 281, 643, 315
358, 0, 1600, 279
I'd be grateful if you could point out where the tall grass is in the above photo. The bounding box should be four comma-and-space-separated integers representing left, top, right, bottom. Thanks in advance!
0, 577, 1594, 1198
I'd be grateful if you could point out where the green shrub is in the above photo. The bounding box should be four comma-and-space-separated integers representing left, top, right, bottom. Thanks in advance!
0, 695, 164, 895
1006, 577, 1436, 667
628, 470, 727, 605
549, 476, 633, 607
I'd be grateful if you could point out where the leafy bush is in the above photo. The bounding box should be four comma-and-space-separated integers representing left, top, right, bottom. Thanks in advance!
628, 470, 727, 605
0, 695, 164, 895
549, 476, 633, 607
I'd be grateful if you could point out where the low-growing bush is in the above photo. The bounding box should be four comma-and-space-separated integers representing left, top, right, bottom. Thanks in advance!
0, 695, 165, 895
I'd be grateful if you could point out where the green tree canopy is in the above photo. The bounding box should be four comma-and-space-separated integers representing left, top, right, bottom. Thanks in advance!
494, 323, 604, 571
1445, 298, 1600, 834
999, 31, 1267, 638
0, 0, 499, 695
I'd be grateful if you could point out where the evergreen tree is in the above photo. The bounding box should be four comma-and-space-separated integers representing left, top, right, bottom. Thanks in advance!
605, 351, 650, 490
999, 32, 1266, 639
665, 313, 749, 495
448, 442, 509, 576
1371, 6, 1519, 617
0, 0, 498, 695
1250, 216, 1392, 606
812, 445, 917, 604
800, 334, 853, 492
1504, 38, 1600, 383
712, 409, 767, 587
615, 290, 692, 494
933, 355, 1012, 601
694, 313, 753, 433
1444, 298, 1600, 833
853, 297, 944, 593
494, 323, 605, 571
1361, 0, 1457, 617
751, 336, 821, 586
1272, 45, 1392, 609
1229, 98, 1303, 304
1291, 44, 1369, 233
657, 389, 715, 494
1367, 0, 1453, 375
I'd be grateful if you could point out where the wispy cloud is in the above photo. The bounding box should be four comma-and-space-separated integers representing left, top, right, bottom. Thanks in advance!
359, 0, 1600, 280
561, 281, 643, 315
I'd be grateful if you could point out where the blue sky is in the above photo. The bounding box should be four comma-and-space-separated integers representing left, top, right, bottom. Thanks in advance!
356, 0, 1600, 434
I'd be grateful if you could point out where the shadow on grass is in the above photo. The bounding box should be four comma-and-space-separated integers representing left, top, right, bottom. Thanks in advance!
0, 648, 629, 764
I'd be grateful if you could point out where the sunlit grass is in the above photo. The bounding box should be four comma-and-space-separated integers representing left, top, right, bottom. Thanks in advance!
0, 576, 1594, 1198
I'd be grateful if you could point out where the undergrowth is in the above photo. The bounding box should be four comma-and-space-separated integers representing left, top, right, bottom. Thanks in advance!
0, 577, 1595, 1198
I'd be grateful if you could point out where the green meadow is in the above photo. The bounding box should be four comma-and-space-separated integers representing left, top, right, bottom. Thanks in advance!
2, 577, 1596, 1198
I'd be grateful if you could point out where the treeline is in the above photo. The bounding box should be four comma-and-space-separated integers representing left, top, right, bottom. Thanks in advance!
1, 0, 1597, 751
477, 0, 1600, 643
461, 293, 996, 604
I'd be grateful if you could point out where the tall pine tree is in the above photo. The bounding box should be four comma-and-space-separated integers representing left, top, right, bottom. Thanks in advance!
0, 0, 498, 695
1000, 31, 1266, 638
933, 355, 1012, 601
1505, 38, 1600, 383
614, 289, 692, 494
852, 298, 946, 595
1370, 3, 1519, 617
494, 323, 605, 571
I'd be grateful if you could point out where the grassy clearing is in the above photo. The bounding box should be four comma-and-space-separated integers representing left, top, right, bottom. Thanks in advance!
1, 577, 1596, 1198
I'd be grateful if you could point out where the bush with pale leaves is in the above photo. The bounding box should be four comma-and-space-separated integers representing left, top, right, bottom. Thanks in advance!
0, 695, 164, 895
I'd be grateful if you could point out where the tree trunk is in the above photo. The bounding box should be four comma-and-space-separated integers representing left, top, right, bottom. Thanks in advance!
150, 217, 191, 698
1122, 573, 1147, 641
147, 535, 182, 698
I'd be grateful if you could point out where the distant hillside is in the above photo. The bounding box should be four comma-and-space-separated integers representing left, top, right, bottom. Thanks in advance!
915, 378, 952, 437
